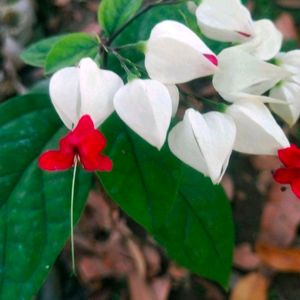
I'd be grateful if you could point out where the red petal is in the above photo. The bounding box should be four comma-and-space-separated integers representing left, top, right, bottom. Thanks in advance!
38, 150, 74, 171
273, 168, 300, 184
81, 154, 113, 172
80, 130, 106, 156
278, 144, 300, 168
203, 54, 218, 66
291, 178, 300, 198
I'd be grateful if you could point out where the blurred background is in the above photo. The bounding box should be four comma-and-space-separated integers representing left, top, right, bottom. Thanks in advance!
1, 0, 300, 299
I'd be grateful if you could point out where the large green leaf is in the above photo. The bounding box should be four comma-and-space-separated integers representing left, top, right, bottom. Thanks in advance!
98, 116, 234, 288
20, 35, 65, 67
98, 0, 143, 37
45, 33, 99, 74
0, 94, 92, 299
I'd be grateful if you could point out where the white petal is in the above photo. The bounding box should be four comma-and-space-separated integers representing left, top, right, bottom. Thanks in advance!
196, 0, 254, 43
79, 57, 123, 127
145, 20, 217, 84
235, 20, 282, 60
270, 80, 300, 126
213, 48, 291, 101
168, 109, 236, 184
226, 100, 290, 154
224, 92, 286, 104
49, 67, 80, 129
114, 79, 172, 149
165, 84, 179, 117
276, 50, 300, 75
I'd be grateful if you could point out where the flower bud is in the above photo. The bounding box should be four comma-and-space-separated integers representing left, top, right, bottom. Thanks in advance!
226, 100, 290, 155
196, 0, 254, 43
49, 57, 123, 129
144, 20, 218, 84
114, 79, 173, 149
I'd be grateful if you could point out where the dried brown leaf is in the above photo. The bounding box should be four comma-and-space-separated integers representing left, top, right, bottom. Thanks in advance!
256, 243, 300, 272
230, 272, 270, 300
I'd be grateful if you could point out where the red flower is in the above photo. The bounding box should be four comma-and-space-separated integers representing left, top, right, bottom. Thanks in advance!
273, 144, 300, 198
38, 115, 112, 172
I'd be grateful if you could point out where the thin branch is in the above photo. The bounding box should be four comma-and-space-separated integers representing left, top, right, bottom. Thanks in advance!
107, 0, 188, 46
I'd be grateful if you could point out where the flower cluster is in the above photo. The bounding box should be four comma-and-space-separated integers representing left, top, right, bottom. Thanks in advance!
40, 0, 300, 196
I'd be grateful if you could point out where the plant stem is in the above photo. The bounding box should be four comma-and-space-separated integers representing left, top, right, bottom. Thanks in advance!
179, 89, 228, 112
70, 157, 78, 275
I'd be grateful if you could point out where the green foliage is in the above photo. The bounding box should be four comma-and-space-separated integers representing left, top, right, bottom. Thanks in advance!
0, 94, 92, 299
98, 0, 143, 37
45, 33, 99, 74
98, 116, 234, 288
20, 35, 65, 67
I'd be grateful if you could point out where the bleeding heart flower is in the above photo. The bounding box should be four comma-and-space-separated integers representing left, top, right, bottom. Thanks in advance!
50, 57, 123, 129
113, 79, 173, 149
39, 115, 112, 172
144, 20, 218, 84
273, 145, 300, 198
213, 48, 291, 103
196, 0, 254, 43
168, 108, 236, 184
269, 50, 300, 126
226, 99, 290, 155
235, 19, 282, 61
196, 1, 282, 60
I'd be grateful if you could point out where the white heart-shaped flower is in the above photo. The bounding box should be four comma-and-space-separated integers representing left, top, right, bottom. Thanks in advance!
213, 48, 291, 102
168, 109, 236, 184
270, 80, 300, 126
49, 57, 123, 129
196, 0, 254, 43
113, 79, 172, 150
269, 50, 300, 125
226, 99, 290, 154
276, 50, 300, 76
144, 20, 218, 84
235, 20, 282, 60
165, 84, 180, 117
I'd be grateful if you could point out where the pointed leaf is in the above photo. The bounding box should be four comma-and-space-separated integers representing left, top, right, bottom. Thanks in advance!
98, 115, 234, 288
20, 35, 65, 67
98, 0, 143, 36
0, 94, 92, 299
45, 33, 99, 74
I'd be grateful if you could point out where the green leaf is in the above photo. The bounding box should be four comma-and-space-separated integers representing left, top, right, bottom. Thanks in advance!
98, 116, 234, 288
0, 94, 92, 299
20, 35, 65, 67
98, 0, 143, 37
45, 33, 99, 74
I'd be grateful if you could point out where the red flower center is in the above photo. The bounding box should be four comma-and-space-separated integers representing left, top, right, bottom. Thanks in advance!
237, 31, 251, 38
38, 115, 112, 172
203, 53, 218, 66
